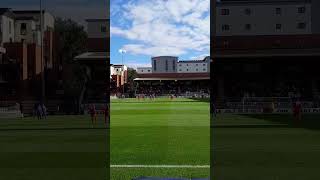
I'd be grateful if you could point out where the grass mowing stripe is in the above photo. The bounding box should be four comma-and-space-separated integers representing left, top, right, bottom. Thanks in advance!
0, 127, 107, 131
111, 98, 210, 179
0, 115, 108, 179
110, 165, 210, 168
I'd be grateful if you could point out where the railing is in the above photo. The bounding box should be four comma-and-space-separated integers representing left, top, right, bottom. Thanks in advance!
0, 104, 22, 118
216, 96, 320, 114
134, 92, 210, 99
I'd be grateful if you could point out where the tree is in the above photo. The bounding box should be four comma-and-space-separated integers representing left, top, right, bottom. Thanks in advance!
127, 68, 138, 85
126, 68, 138, 96
55, 18, 88, 113
55, 18, 87, 63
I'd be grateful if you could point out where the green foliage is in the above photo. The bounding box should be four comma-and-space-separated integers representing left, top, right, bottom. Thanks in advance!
55, 18, 87, 63
127, 67, 138, 84
126, 68, 138, 93
55, 18, 88, 99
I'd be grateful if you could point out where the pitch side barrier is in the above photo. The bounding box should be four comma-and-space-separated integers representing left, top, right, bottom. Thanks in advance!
217, 108, 320, 114
83, 103, 107, 115
0, 104, 22, 118
135, 93, 210, 98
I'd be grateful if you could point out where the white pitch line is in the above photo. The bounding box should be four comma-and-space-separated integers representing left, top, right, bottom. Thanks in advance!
110, 165, 210, 168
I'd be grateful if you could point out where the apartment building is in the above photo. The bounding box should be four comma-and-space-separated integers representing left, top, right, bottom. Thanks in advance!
216, 0, 312, 36
0, 8, 56, 100
137, 56, 210, 74
213, 0, 320, 52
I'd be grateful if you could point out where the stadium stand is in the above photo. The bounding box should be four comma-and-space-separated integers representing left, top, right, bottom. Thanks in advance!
134, 80, 210, 98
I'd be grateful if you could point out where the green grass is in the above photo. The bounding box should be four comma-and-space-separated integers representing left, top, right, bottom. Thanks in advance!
0, 115, 108, 180
110, 98, 210, 179
213, 114, 320, 180
4, 98, 319, 180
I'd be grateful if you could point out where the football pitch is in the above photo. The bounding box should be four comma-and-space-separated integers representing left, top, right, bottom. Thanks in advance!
110, 98, 210, 179
0, 115, 108, 180
1, 99, 320, 180
213, 113, 320, 180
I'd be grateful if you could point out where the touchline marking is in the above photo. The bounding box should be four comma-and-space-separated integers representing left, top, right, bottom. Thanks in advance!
110, 165, 210, 168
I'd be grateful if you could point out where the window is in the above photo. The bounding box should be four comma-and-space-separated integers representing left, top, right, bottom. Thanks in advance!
153, 60, 157, 71
276, 8, 282, 15
203, 64, 206, 66
222, 24, 230, 31
221, 9, 230, 15
101, 26, 107, 33
165, 60, 168, 71
245, 24, 251, 30
186, 64, 188, 66
297, 22, 306, 29
276, 24, 282, 30
196, 69, 198, 71
9, 21, 12, 34
298, 7, 306, 14
203, 69, 206, 71
141, 70, 144, 72
148, 70, 150, 72
196, 64, 198, 66
172, 60, 175, 71
20, 23, 27, 35
179, 69, 182, 71
244, 8, 251, 15
186, 69, 189, 71
179, 64, 182, 67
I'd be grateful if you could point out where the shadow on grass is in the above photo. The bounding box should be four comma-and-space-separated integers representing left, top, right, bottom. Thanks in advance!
240, 114, 320, 130
0, 127, 109, 131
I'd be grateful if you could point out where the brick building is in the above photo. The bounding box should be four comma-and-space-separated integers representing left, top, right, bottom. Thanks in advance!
212, 0, 320, 109
0, 8, 60, 114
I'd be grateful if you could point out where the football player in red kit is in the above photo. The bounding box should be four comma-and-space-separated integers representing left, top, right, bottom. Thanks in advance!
293, 100, 302, 122
104, 105, 110, 127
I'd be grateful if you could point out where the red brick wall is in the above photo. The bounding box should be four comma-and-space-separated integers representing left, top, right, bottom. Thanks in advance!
4, 42, 28, 80
27, 44, 41, 77
44, 30, 54, 69
215, 34, 320, 50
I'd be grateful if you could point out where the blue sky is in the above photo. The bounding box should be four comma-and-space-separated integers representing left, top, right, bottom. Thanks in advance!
110, 0, 210, 69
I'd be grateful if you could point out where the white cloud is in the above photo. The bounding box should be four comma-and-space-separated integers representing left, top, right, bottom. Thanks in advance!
125, 62, 152, 70
190, 53, 210, 60
111, 0, 210, 57
122, 44, 186, 56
